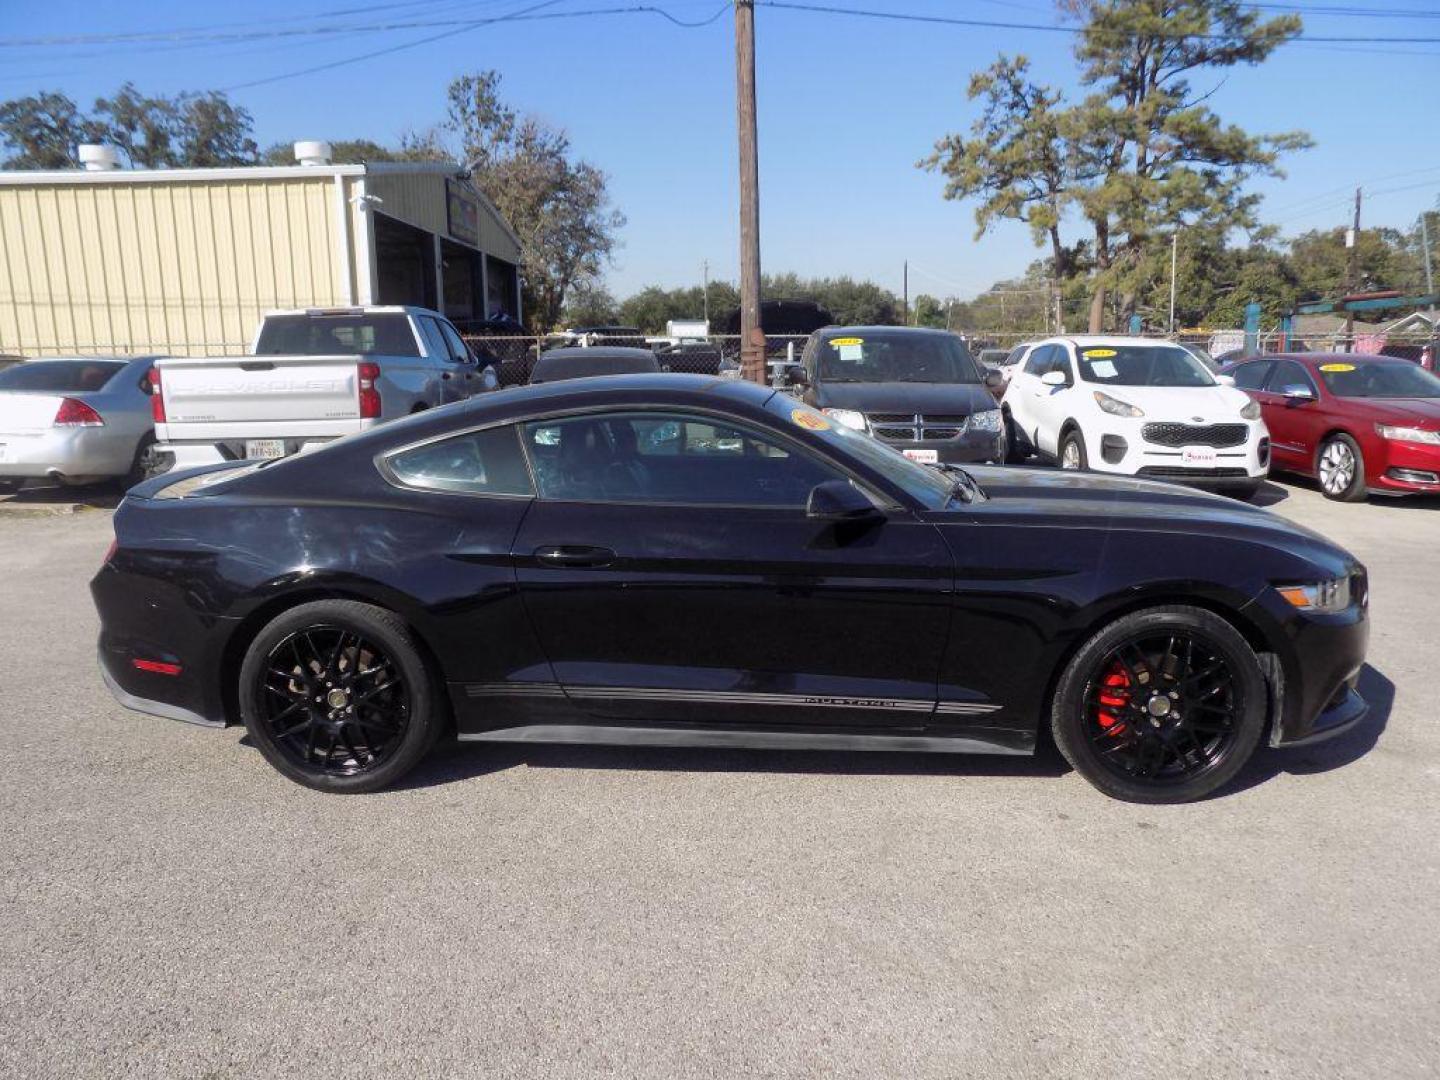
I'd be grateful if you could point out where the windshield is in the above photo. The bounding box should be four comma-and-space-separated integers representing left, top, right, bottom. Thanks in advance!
255, 314, 420, 357
815, 331, 979, 384
768, 398, 957, 509
0, 360, 125, 392
1075, 344, 1215, 387
1318, 360, 1440, 399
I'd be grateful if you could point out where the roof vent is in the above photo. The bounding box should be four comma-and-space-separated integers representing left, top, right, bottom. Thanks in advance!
293, 140, 332, 167
78, 144, 121, 171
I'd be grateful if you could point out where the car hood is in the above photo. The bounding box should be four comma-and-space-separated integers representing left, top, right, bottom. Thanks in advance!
1334, 396, 1440, 426
962, 464, 1356, 574
813, 381, 995, 415
1094, 382, 1252, 421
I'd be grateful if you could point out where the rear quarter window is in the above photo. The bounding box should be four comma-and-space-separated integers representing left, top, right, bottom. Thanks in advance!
383, 426, 534, 496
256, 314, 421, 358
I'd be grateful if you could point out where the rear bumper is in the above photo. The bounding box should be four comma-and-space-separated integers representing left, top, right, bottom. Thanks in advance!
98, 651, 223, 728
0, 426, 135, 480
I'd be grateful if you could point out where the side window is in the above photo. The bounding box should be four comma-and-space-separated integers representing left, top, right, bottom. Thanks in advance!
1023, 345, 1053, 376
1267, 360, 1316, 395
384, 425, 533, 496
1005, 346, 1026, 366
520, 412, 845, 506
1049, 347, 1073, 382
437, 320, 472, 364
416, 318, 447, 359
1230, 360, 1273, 391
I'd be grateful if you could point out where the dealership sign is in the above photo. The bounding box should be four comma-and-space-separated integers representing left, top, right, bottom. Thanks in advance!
446, 180, 480, 247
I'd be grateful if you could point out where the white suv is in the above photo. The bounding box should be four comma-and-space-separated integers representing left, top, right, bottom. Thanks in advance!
1002, 336, 1270, 496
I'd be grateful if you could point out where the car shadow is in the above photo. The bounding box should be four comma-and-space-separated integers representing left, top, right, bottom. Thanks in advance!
1247, 480, 1291, 507
1, 480, 122, 510
392, 737, 1073, 791
1221, 663, 1392, 798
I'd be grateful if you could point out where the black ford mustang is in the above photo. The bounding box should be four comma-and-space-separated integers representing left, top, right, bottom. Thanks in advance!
92, 375, 1369, 802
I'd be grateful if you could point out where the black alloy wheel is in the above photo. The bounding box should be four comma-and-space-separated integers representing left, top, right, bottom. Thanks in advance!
239, 600, 443, 792
1051, 606, 1266, 803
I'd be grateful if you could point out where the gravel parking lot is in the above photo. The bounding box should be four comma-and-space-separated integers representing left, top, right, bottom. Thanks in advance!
1, 479, 1436, 1079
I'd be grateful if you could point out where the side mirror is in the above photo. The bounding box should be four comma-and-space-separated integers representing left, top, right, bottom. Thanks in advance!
806, 479, 883, 522
1215, 374, 1236, 386
983, 368, 1005, 393
784, 363, 809, 388
1040, 370, 1067, 388
1282, 384, 1315, 403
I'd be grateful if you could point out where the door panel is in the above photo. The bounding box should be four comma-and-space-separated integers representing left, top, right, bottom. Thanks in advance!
1260, 360, 1322, 470
513, 501, 954, 729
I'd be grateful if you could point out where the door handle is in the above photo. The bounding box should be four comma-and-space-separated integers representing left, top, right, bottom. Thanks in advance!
534, 545, 615, 568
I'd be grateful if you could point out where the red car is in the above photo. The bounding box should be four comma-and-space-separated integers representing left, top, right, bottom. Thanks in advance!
1221, 352, 1440, 501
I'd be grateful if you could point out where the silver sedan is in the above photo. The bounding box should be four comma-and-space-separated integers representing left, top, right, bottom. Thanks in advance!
0, 357, 168, 492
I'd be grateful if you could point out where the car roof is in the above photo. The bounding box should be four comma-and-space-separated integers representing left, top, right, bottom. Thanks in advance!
1269, 352, 1404, 365
538, 347, 657, 361
1042, 335, 1189, 349
817, 325, 960, 338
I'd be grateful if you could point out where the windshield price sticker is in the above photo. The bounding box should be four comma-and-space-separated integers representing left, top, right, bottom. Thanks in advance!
1082, 348, 1117, 358
1320, 363, 1355, 372
829, 337, 864, 347
791, 409, 831, 431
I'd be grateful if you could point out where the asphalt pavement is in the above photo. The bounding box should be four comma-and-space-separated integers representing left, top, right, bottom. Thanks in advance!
1, 479, 1436, 1079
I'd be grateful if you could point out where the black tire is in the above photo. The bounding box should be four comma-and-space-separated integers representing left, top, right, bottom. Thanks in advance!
1059, 428, 1088, 471
1050, 605, 1267, 803
238, 600, 444, 793
1316, 433, 1366, 502
1002, 411, 1028, 464
121, 435, 169, 491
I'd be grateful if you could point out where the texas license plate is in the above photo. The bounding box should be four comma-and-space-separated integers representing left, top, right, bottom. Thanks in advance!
1181, 446, 1218, 467
903, 448, 939, 464
245, 439, 287, 460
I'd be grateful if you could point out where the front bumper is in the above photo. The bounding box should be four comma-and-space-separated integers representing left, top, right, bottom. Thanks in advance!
874, 428, 1006, 465
0, 426, 136, 481
1085, 417, 1269, 486
1369, 440, 1440, 495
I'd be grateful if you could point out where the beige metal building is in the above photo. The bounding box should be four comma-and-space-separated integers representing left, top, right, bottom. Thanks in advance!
0, 150, 524, 357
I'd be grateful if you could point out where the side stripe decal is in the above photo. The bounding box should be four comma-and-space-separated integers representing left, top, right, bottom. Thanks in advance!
464, 683, 1001, 714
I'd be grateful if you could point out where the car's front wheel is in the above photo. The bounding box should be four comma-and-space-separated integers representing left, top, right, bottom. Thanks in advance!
1059, 429, 1088, 471
238, 600, 444, 792
1317, 434, 1366, 502
1050, 605, 1267, 803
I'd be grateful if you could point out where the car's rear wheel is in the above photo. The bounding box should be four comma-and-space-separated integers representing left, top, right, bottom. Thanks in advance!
1050, 606, 1266, 803
1059, 429, 1088, 471
238, 600, 443, 793
1317, 434, 1366, 502
121, 435, 169, 491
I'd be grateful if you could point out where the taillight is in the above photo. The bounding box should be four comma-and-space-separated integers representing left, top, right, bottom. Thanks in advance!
358, 361, 381, 418
148, 366, 166, 423
53, 398, 104, 426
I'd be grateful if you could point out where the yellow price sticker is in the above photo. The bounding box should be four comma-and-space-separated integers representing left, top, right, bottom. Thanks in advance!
829, 337, 865, 347
1082, 348, 1117, 358
791, 409, 831, 431
1319, 363, 1355, 372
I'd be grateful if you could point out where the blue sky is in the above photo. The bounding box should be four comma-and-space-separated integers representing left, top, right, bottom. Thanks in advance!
3, 0, 1438, 302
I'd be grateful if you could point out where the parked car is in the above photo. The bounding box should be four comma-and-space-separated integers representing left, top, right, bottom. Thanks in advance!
1177, 341, 1220, 372
789, 326, 1007, 465
93, 374, 1369, 803
530, 346, 660, 384
0, 356, 166, 492
152, 306, 498, 471
976, 348, 1010, 371
559, 326, 649, 350
1221, 352, 1440, 501
988, 341, 1036, 397
1002, 336, 1270, 497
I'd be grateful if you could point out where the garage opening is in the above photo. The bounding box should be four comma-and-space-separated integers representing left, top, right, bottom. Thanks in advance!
375, 214, 437, 309
440, 240, 482, 322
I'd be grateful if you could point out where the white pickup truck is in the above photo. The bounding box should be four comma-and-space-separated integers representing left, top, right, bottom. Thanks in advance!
151, 306, 497, 470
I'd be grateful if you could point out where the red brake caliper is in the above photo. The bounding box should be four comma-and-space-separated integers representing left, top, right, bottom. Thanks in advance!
1095, 661, 1131, 737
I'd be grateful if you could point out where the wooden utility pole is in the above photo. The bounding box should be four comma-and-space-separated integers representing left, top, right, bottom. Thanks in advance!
1344, 187, 1361, 352
734, 0, 765, 383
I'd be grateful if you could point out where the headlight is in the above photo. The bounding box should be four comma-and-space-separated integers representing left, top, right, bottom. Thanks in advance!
1376, 424, 1440, 445
1093, 391, 1144, 418
1276, 577, 1351, 614
822, 408, 867, 431
969, 408, 1002, 432
1240, 400, 1262, 420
